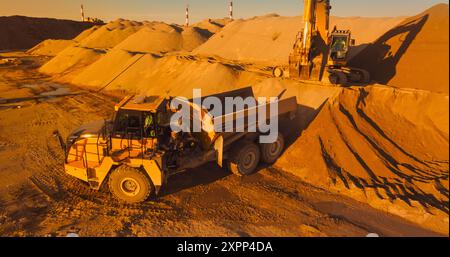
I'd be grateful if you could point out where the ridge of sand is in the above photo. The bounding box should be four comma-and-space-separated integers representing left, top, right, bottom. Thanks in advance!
350, 4, 449, 94
73, 54, 262, 97
0, 16, 95, 50
192, 18, 232, 34
112, 22, 212, 54
193, 15, 405, 65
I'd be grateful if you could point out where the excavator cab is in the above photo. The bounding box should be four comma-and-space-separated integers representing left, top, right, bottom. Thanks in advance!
328, 29, 353, 65
275, 0, 370, 85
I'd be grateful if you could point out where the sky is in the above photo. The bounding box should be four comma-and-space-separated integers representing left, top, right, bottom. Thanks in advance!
0, 0, 448, 24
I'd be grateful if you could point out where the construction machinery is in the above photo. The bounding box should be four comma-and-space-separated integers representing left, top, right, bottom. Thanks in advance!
54, 89, 297, 203
273, 0, 370, 85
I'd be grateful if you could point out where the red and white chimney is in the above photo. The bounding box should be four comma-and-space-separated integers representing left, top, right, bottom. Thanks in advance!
229, 1, 233, 20
81, 4, 85, 22
185, 4, 189, 27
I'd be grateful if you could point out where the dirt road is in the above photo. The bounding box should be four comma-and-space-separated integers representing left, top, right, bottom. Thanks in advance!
0, 53, 443, 237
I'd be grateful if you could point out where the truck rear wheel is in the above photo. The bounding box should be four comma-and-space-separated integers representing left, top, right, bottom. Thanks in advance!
109, 165, 153, 204
273, 66, 284, 78
227, 142, 261, 176
260, 133, 285, 164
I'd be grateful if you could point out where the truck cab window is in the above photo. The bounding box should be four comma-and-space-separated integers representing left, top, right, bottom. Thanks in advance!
143, 112, 156, 138
114, 110, 142, 137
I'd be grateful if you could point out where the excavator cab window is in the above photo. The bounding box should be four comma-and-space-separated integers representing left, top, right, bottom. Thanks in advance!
330, 35, 349, 61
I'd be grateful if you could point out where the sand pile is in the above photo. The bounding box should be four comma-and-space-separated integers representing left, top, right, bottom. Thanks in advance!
274, 85, 449, 234
39, 20, 143, 79
0, 16, 94, 50
80, 20, 144, 49
112, 22, 212, 54
350, 4, 449, 94
41, 19, 232, 92
115, 23, 183, 53
40, 19, 226, 83
182, 27, 213, 51
27, 40, 74, 56
28, 26, 100, 56
194, 15, 405, 64
73, 54, 261, 97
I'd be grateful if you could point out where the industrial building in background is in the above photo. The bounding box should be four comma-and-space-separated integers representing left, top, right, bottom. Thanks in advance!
79, 3, 104, 24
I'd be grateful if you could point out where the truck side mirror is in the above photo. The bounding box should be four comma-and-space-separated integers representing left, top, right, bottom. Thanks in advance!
350, 39, 356, 46
52, 130, 67, 159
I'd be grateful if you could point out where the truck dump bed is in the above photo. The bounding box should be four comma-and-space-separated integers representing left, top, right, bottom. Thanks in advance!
187, 87, 298, 150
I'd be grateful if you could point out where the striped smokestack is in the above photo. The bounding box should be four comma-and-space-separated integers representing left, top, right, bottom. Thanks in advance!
81, 4, 85, 22
185, 4, 189, 27
229, 1, 233, 20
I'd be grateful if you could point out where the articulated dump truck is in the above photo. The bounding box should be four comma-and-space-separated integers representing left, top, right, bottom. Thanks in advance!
54, 88, 297, 203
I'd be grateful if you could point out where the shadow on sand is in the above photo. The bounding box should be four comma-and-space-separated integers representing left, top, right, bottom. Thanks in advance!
349, 14, 429, 85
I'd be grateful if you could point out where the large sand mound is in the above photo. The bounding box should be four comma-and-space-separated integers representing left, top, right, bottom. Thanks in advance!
274, 85, 449, 234
113, 22, 212, 53
192, 18, 232, 34
39, 20, 143, 79
80, 20, 144, 49
73, 54, 261, 97
40, 19, 226, 82
0, 16, 94, 50
194, 15, 405, 64
350, 4, 449, 94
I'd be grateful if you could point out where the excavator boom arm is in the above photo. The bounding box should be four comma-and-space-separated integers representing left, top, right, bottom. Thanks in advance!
288, 0, 332, 80
285, 0, 370, 85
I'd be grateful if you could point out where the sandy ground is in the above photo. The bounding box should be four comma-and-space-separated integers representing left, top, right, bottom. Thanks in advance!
0, 53, 444, 237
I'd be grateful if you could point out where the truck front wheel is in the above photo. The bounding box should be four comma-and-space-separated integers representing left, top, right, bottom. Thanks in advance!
227, 142, 261, 176
260, 133, 285, 164
109, 165, 153, 203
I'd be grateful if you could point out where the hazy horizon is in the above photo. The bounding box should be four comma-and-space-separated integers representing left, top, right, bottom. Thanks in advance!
1, 0, 448, 24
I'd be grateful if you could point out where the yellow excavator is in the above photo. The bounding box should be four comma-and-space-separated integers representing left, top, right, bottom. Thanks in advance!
274, 0, 370, 85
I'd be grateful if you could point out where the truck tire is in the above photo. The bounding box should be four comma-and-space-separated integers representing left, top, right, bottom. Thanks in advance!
260, 133, 285, 164
273, 66, 284, 78
227, 142, 261, 176
109, 165, 153, 203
